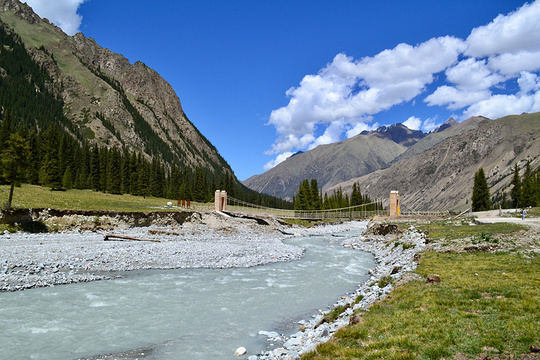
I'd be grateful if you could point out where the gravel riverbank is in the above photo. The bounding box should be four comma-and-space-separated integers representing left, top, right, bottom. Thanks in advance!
1, 211, 306, 292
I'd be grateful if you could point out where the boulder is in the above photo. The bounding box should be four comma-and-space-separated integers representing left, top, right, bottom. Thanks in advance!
426, 274, 441, 284
365, 223, 402, 236
234, 347, 247, 356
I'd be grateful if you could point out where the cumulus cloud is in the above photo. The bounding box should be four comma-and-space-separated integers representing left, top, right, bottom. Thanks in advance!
263, 151, 294, 171
403, 116, 422, 131
24, 0, 86, 35
264, 1, 540, 171
465, 1, 540, 58
266, 36, 465, 157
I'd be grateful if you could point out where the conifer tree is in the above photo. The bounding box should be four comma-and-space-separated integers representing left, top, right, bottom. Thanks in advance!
107, 147, 122, 194
1, 133, 30, 209
521, 160, 535, 207
472, 167, 491, 211
511, 163, 522, 208
90, 145, 101, 191
310, 179, 321, 210
40, 125, 62, 189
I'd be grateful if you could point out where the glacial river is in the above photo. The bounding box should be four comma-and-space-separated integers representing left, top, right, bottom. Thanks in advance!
0, 229, 374, 359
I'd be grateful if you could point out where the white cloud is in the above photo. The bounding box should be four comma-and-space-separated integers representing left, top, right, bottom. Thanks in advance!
422, 117, 441, 133
465, 1, 540, 58
403, 116, 422, 131
264, 1, 540, 172
445, 58, 505, 91
263, 151, 293, 171
488, 51, 540, 75
266, 36, 466, 162
308, 120, 346, 150
425, 86, 491, 110
518, 71, 540, 95
346, 121, 377, 138
24, 0, 87, 36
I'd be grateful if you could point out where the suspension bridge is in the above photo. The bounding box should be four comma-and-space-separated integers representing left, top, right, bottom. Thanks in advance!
207, 190, 449, 220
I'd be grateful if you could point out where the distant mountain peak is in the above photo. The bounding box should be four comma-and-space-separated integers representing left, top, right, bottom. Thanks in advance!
432, 117, 459, 133
360, 122, 425, 146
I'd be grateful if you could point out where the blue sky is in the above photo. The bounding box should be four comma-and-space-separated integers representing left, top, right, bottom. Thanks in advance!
24, 0, 540, 180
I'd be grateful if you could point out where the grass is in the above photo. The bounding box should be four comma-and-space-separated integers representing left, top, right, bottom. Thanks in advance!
0, 184, 201, 212
411, 219, 527, 241
303, 251, 540, 359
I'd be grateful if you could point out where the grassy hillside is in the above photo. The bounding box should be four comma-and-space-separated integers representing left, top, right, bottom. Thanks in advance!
0, 184, 205, 212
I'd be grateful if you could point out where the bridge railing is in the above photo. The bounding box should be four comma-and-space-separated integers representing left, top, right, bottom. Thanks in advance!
225, 197, 388, 220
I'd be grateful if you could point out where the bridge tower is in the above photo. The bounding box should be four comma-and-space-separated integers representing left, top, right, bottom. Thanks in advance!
390, 190, 400, 216
215, 190, 227, 211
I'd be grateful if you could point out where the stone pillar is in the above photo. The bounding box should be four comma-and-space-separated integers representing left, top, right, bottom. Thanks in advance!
390, 191, 400, 216
221, 191, 227, 211
215, 190, 222, 211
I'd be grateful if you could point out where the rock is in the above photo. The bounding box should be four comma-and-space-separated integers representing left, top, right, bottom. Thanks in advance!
365, 223, 402, 236
426, 274, 441, 284
349, 314, 362, 325
391, 266, 401, 275
283, 337, 302, 349
258, 330, 279, 338
531, 345, 540, 353
234, 346, 247, 356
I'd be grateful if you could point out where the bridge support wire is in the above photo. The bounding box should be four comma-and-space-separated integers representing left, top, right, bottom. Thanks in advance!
225, 197, 388, 220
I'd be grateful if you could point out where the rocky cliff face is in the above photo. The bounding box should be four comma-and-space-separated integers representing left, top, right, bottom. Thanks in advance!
0, 0, 230, 173
329, 112, 540, 211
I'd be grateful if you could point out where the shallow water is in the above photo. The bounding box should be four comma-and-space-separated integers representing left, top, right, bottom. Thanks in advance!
0, 229, 374, 359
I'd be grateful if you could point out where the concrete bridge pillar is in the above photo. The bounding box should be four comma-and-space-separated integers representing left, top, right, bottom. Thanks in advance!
215, 190, 227, 211
390, 190, 400, 216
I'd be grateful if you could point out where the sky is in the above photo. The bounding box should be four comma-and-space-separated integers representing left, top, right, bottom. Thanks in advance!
23, 0, 540, 180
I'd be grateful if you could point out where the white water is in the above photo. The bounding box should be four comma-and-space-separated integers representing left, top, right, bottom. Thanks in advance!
0, 230, 374, 359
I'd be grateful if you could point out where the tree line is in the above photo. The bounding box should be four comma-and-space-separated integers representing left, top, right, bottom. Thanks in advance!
472, 161, 540, 212
294, 179, 383, 211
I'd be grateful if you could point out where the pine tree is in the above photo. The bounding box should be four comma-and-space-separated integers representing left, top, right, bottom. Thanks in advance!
510, 163, 522, 208
40, 125, 62, 189
107, 147, 122, 194
2, 133, 30, 208
521, 160, 535, 207
90, 145, 101, 191
472, 167, 491, 211
294, 179, 312, 210
310, 179, 321, 210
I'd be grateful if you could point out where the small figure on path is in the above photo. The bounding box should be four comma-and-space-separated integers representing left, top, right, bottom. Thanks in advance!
521, 208, 527, 220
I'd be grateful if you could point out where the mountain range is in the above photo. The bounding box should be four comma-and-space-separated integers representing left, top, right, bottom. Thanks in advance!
244, 113, 540, 211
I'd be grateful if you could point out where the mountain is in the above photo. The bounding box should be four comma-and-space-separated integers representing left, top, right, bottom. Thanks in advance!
0, 0, 229, 174
328, 112, 540, 212
243, 123, 430, 200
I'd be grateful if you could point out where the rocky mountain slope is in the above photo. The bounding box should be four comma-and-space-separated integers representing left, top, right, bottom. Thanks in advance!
0, 0, 230, 174
243, 122, 460, 200
328, 112, 540, 212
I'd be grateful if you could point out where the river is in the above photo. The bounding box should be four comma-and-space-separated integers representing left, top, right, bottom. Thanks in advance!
0, 229, 374, 359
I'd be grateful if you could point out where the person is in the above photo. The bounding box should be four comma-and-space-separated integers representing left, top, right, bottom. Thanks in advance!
522, 207, 527, 220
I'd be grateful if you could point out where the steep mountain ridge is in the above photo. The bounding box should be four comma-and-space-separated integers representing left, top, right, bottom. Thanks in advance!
329, 112, 540, 211
0, 0, 229, 173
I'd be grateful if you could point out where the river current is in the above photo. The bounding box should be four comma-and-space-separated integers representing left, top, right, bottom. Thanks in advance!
0, 229, 374, 359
